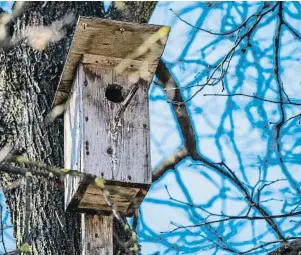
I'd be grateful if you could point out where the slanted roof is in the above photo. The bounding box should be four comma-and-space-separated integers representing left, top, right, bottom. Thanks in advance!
53, 16, 170, 106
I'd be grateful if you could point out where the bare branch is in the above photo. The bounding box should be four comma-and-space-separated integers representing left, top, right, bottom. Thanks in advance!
273, 2, 301, 196
156, 60, 198, 159
203, 93, 301, 106
241, 237, 300, 254
152, 146, 188, 182
165, 3, 279, 105
283, 20, 301, 39
155, 54, 286, 241
170, 4, 261, 36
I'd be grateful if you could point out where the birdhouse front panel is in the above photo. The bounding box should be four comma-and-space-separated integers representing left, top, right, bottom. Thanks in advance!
82, 62, 151, 184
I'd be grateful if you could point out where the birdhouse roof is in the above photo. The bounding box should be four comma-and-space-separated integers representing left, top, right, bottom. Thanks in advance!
53, 16, 170, 106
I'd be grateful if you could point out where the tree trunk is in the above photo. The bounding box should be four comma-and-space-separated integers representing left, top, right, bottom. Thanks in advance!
0, 2, 156, 254
269, 239, 301, 255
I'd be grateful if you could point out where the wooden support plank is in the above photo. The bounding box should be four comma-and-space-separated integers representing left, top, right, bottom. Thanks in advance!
81, 214, 113, 255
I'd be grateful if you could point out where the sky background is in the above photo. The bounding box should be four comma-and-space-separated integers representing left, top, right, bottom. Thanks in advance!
142, 1, 301, 254
1, 1, 301, 254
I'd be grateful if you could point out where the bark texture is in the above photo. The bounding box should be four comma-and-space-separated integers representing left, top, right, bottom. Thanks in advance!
269, 239, 301, 255
0, 1, 156, 254
0, 3, 104, 254
106, 1, 157, 23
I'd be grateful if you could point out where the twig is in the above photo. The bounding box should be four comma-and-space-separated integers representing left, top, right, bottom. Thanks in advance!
170, 6, 259, 36
166, 3, 279, 105
152, 146, 188, 182
203, 93, 301, 106
242, 237, 300, 254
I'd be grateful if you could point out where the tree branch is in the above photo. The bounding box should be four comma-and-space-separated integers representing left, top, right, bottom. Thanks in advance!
152, 146, 188, 182
203, 93, 301, 106
170, 4, 263, 36
156, 60, 199, 159
151, 60, 199, 181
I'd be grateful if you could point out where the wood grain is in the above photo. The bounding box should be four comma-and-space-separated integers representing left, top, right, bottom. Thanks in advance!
65, 63, 151, 215
81, 214, 113, 255
82, 64, 151, 184
53, 16, 170, 105
64, 64, 84, 210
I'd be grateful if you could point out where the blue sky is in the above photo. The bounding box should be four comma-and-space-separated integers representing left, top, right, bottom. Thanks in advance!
1, 1, 301, 254
142, 2, 301, 254
0, 1, 12, 11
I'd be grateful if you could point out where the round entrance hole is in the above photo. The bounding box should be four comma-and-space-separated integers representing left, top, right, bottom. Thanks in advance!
105, 84, 125, 103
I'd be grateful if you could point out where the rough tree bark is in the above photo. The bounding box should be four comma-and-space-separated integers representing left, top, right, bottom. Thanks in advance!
0, 2, 157, 254
269, 239, 301, 255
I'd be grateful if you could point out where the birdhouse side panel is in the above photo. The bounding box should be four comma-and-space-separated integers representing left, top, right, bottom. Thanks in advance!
82, 65, 151, 185
64, 65, 84, 208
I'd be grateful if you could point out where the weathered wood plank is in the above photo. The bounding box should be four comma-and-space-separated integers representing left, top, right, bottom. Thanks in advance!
82, 64, 151, 184
81, 214, 113, 255
80, 184, 140, 212
65, 63, 150, 215
53, 17, 170, 105
82, 54, 152, 70
64, 64, 84, 210
66, 175, 149, 215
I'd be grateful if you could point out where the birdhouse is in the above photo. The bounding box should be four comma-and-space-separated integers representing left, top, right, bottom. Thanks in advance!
53, 17, 170, 215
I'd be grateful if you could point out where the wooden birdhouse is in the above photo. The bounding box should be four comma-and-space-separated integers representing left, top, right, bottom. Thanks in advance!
53, 17, 170, 215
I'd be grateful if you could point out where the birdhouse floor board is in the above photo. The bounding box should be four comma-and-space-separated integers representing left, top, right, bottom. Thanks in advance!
66, 178, 150, 216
